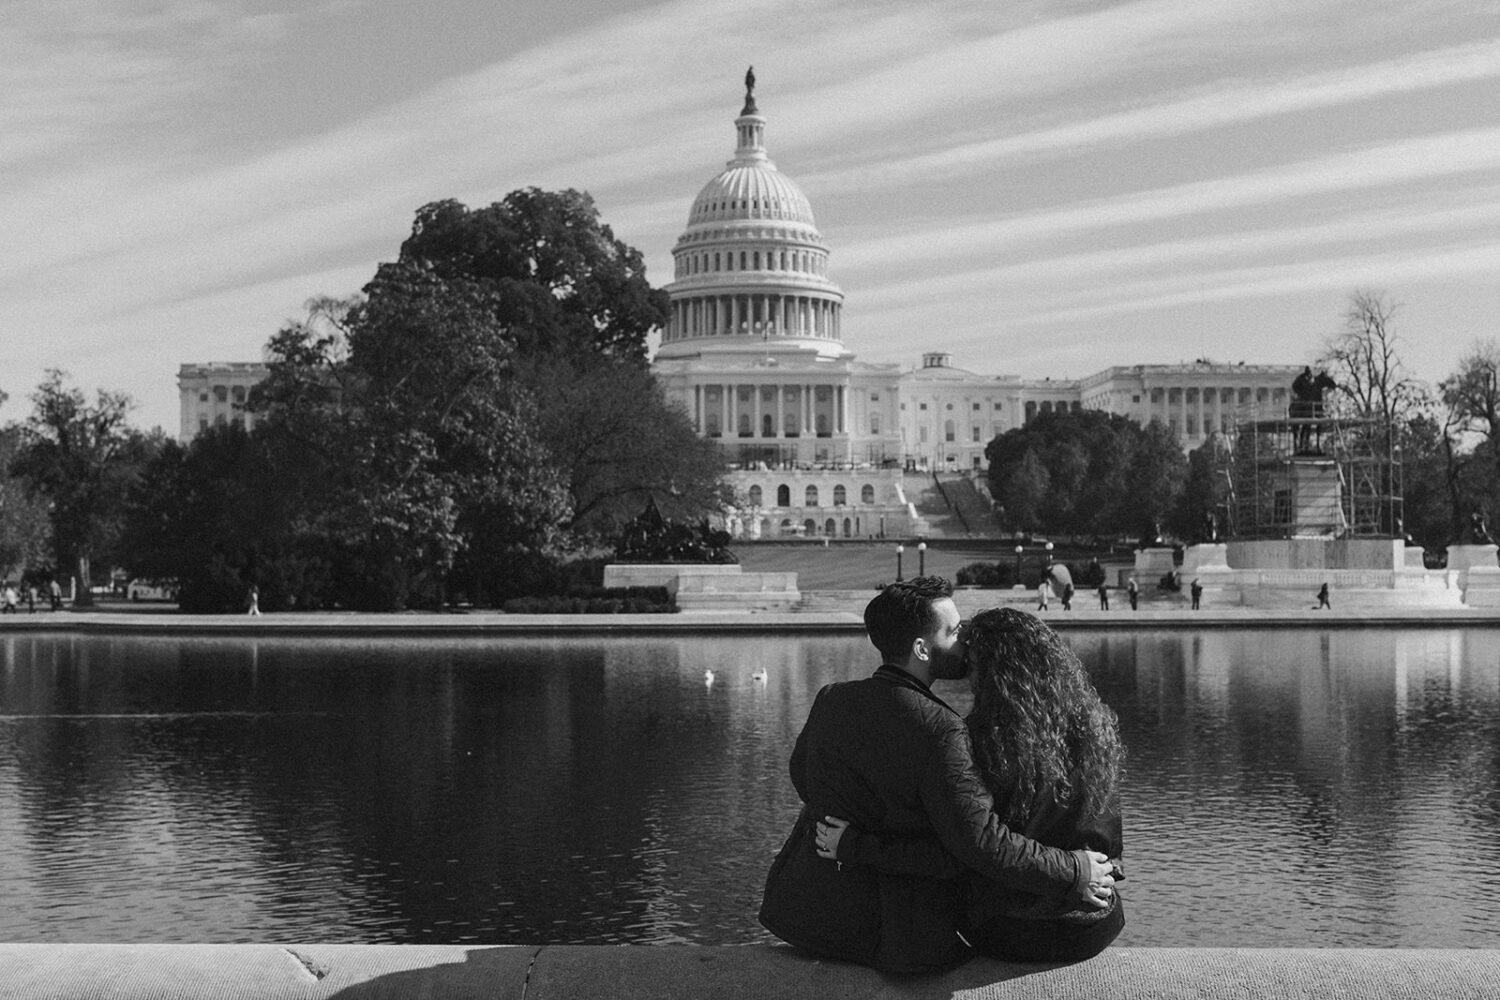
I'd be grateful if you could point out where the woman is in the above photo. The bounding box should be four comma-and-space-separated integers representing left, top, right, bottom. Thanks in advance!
818, 607, 1125, 963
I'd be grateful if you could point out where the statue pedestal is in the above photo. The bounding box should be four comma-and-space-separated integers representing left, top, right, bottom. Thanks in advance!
1447, 545, 1500, 607
1135, 547, 1177, 579
1181, 543, 1229, 575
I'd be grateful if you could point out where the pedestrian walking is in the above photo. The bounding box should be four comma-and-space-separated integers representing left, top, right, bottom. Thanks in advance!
246, 584, 261, 616
1315, 582, 1330, 610
1036, 580, 1049, 611
1061, 582, 1074, 611
48, 579, 62, 610
1127, 575, 1139, 611
1190, 578, 1203, 610
1097, 581, 1109, 610
0, 583, 16, 613
24, 584, 36, 613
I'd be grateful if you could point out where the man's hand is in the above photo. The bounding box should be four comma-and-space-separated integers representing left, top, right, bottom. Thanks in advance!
1076, 850, 1115, 910
815, 816, 849, 860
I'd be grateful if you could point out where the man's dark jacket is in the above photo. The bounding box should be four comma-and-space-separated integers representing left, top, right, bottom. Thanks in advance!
759, 665, 1087, 972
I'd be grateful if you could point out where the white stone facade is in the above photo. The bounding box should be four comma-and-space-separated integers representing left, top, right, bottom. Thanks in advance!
177, 362, 268, 443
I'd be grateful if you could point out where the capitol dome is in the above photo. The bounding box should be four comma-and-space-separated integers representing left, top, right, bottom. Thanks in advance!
657, 72, 846, 361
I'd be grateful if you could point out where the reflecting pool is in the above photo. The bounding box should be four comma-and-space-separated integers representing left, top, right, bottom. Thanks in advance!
1, 628, 1497, 947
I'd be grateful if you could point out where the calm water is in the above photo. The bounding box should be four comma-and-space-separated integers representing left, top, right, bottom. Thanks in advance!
1, 628, 1497, 948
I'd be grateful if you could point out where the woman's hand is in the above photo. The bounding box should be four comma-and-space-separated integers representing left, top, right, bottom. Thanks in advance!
815, 816, 850, 860
1076, 850, 1116, 909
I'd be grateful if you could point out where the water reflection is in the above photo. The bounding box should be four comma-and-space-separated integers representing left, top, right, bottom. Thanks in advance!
1, 629, 1496, 946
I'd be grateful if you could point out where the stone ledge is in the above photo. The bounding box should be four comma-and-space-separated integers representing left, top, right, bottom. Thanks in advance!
0, 944, 1495, 999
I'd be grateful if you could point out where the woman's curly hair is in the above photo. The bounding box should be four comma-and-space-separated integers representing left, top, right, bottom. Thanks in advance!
964, 607, 1123, 825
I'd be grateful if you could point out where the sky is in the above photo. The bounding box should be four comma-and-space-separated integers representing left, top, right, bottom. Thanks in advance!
4, 0, 1500, 433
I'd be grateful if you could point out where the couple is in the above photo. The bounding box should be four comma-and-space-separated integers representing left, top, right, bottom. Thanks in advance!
759, 577, 1125, 972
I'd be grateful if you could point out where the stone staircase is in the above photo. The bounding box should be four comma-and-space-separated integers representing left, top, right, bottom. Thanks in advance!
901, 472, 1002, 538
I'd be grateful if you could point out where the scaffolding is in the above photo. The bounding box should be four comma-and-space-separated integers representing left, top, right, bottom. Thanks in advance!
1222, 406, 1402, 539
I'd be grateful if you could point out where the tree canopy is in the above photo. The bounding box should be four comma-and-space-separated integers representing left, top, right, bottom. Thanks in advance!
9, 371, 158, 603
985, 409, 1186, 540
124, 189, 726, 611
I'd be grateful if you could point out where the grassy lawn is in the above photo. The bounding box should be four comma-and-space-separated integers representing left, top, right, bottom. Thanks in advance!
732, 541, 1022, 590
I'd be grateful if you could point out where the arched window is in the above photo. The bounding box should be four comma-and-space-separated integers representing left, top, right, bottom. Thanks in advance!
861, 484, 875, 504
738, 413, 752, 437
824, 518, 836, 536
748, 485, 763, 506
833, 485, 846, 506
843, 518, 852, 538
777, 484, 791, 506
762, 413, 774, 437
805, 485, 819, 506
803, 519, 816, 535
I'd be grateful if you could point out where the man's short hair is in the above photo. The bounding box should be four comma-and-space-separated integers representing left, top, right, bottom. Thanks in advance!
864, 576, 954, 661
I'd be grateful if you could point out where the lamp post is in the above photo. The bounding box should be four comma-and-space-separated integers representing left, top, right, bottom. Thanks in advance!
1014, 544, 1024, 585
917, 540, 927, 577
896, 543, 905, 582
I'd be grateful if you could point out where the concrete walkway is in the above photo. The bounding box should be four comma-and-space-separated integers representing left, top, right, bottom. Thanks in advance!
1, 603, 1499, 635
1, 944, 1496, 1000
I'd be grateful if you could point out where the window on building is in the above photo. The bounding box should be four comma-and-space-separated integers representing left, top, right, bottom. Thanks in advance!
971, 425, 981, 442
706, 413, 722, 437
749, 485, 763, 506
972, 402, 980, 410
199, 392, 208, 402
738, 413, 752, 437
198, 418, 208, 432
994, 402, 1002, 411
805, 485, 819, 506
919, 403, 928, 411
833, 485, 846, 506
870, 392, 880, 401
861, 484, 875, 504
804, 519, 816, 535
213, 385, 228, 402
944, 420, 955, 443
824, 518, 836, 536
763, 413, 774, 437
919, 426, 929, 443
777, 484, 790, 506
870, 413, 881, 434
232, 386, 246, 403
946, 403, 954, 410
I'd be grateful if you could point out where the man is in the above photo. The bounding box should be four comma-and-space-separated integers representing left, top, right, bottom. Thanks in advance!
759, 577, 1113, 972
1127, 575, 1139, 611
1097, 581, 1109, 611
1190, 578, 1203, 610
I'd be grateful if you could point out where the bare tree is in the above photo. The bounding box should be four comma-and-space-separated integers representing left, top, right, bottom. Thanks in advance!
1440, 338, 1500, 444
1319, 289, 1428, 426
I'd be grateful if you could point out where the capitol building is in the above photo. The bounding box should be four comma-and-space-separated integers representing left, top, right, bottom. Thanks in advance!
180, 74, 1299, 540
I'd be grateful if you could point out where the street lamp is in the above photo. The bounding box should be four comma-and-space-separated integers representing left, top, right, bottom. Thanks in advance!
896, 543, 905, 582
917, 540, 927, 576
1014, 544, 1024, 585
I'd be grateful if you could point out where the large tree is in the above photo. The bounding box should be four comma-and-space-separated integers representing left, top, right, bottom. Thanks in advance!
396, 190, 670, 366
0, 400, 51, 581
986, 409, 1187, 539
8, 371, 156, 604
